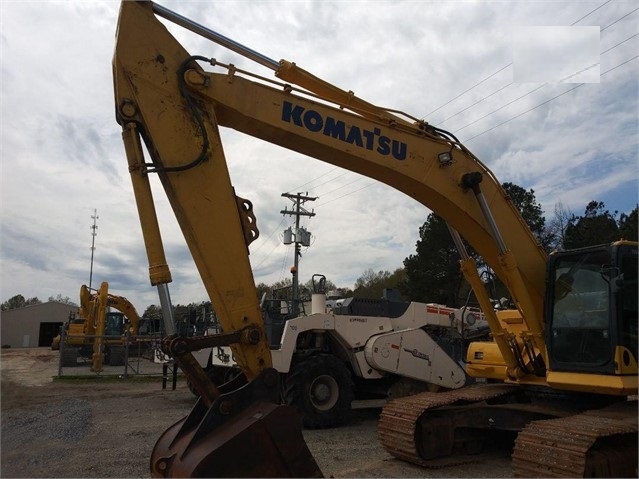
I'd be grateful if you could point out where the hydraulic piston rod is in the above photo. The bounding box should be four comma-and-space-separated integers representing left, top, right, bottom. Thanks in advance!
461, 172, 546, 365
150, 1, 280, 70
150, 1, 410, 127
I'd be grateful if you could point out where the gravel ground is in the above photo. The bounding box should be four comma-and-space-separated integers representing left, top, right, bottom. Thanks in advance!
1, 348, 513, 478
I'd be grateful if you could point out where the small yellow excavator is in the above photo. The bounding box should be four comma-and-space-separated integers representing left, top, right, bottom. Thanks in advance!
54, 282, 141, 372
112, 2, 637, 477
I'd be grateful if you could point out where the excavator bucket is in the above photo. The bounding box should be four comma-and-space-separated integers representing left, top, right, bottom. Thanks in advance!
150, 369, 323, 478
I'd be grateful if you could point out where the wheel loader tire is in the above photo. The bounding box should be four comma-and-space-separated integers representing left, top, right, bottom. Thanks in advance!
284, 354, 354, 429
60, 347, 78, 367
107, 346, 126, 366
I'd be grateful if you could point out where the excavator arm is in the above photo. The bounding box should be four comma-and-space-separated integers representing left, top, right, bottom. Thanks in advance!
114, 3, 324, 477
114, 3, 271, 382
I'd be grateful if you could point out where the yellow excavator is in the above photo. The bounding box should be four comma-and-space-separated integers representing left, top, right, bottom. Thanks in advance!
112, 2, 637, 477
54, 282, 141, 372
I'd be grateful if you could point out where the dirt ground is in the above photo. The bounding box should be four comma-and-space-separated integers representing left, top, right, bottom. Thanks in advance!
0, 348, 513, 478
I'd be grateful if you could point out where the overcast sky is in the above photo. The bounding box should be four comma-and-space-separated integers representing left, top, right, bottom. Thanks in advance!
1, 0, 637, 312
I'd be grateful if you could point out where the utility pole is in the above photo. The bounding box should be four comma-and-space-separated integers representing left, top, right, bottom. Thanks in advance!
281, 192, 317, 316
89, 209, 98, 290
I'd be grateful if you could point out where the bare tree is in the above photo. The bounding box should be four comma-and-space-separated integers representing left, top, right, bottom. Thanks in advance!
546, 202, 573, 251
48, 294, 78, 307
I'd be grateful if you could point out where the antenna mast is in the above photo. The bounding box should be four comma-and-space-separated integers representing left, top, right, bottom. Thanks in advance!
89, 209, 99, 290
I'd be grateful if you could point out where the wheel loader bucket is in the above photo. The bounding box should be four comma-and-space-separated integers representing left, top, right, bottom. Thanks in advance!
151, 369, 323, 478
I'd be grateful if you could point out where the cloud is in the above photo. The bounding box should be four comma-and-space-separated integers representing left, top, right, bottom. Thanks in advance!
513, 26, 600, 83
1, 0, 637, 311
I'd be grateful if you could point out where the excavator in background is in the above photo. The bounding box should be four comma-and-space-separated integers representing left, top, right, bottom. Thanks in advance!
112, 2, 637, 477
53, 282, 141, 372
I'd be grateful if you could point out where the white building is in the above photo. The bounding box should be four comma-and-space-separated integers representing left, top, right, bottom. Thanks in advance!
1, 301, 75, 348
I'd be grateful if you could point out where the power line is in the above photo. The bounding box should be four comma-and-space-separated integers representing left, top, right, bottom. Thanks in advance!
311, 52, 637, 207
571, 0, 613, 25
315, 175, 366, 199
437, 10, 638, 129
601, 6, 638, 32
281, 3, 633, 212
599, 54, 638, 75
601, 32, 638, 55
252, 239, 283, 270
455, 83, 547, 133
301, 170, 350, 191
425, 63, 513, 117
425, 0, 614, 120
304, 47, 634, 208
315, 182, 376, 208
250, 217, 285, 256
438, 81, 514, 126
436, 28, 637, 127
427, 0, 639, 125
286, 166, 364, 214
291, 166, 340, 191
462, 54, 638, 143
297, 34, 637, 210
453, 30, 637, 134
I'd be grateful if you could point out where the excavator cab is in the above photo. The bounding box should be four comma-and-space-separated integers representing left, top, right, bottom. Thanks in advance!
546, 241, 638, 374
105, 312, 126, 337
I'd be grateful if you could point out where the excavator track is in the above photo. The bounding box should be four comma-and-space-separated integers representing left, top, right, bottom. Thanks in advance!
512, 400, 638, 477
380, 384, 638, 477
378, 383, 518, 467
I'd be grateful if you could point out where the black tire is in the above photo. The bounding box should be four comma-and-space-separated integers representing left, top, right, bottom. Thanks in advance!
284, 354, 354, 429
107, 346, 126, 366
60, 347, 78, 367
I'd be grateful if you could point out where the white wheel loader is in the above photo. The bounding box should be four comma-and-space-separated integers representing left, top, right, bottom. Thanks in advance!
194, 283, 490, 428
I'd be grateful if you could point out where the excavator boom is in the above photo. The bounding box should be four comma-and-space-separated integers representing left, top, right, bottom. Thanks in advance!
114, 0, 548, 372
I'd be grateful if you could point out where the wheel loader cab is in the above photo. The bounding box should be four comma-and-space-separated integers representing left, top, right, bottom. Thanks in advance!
547, 242, 638, 374
262, 298, 306, 347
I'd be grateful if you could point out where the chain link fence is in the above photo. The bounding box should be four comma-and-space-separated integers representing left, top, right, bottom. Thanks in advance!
56, 330, 178, 381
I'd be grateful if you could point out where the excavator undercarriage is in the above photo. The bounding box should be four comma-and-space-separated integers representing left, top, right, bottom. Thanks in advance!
379, 384, 638, 476
512, 401, 638, 477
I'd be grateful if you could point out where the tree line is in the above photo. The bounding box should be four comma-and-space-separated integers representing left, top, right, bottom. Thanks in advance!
3, 184, 637, 315
378, 187, 637, 306
1, 294, 77, 311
